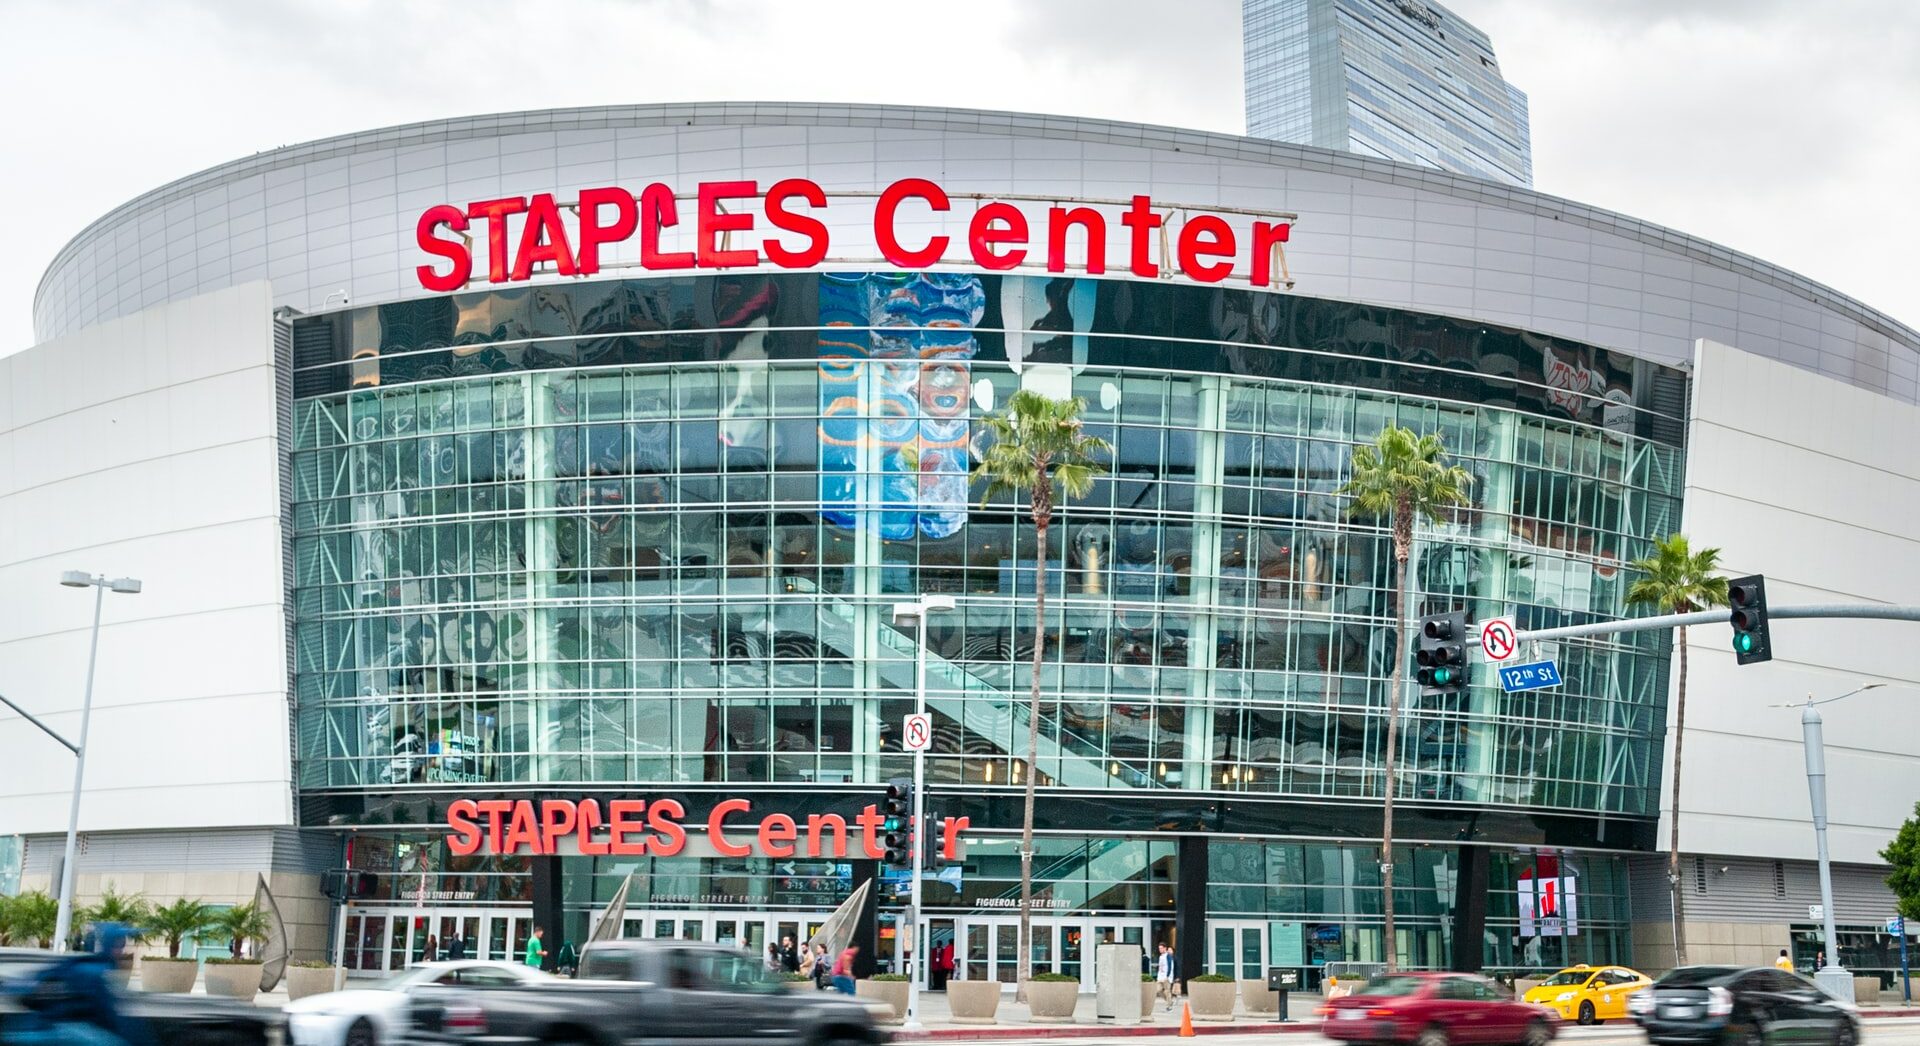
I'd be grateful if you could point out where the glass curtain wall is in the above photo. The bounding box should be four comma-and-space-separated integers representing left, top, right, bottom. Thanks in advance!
290, 273, 1684, 818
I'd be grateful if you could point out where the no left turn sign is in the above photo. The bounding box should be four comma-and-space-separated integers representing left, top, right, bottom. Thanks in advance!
1480, 617, 1519, 663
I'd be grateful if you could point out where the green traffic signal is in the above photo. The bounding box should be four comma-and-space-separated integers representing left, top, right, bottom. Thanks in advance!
1735, 633, 1754, 653
1433, 668, 1454, 685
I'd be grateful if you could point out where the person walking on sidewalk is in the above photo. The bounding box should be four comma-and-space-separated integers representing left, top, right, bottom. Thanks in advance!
1156, 942, 1178, 1011
1775, 948, 1795, 971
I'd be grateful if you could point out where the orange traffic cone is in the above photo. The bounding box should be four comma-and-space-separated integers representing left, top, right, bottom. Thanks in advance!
1180, 1002, 1195, 1037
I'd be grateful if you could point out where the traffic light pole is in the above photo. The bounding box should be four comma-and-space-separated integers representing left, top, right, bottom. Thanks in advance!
906, 621, 928, 1031
1488, 603, 1920, 645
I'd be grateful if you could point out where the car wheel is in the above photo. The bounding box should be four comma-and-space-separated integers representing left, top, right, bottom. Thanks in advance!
1724, 1025, 1763, 1046
1416, 1025, 1449, 1046
345, 1019, 378, 1046
1578, 1001, 1596, 1026
1833, 1021, 1856, 1046
1522, 1019, 1551, 1046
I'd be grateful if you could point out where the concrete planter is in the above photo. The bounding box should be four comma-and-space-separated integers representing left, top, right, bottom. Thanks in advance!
856, 979, 909, 1024
1140, 982, 1159, 1021
287, 966, 342, 1001
1850, 976, 1878, 1004
204, 962, 264, 1002
1240, 979, 1280, 1016
138, 959, 198, 994
1027, 980, 1080, 1022
1188, 979, 1237, 1021
948, 979, 1003, 1024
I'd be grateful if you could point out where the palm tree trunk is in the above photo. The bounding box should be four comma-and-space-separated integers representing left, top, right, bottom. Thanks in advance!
1667, 625, 1690, 967
1381, 545, 1409, 973
1017, 516, 1048, 1001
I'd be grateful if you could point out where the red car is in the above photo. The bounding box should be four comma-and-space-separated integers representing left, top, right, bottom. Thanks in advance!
1323, 972, 1559, 1046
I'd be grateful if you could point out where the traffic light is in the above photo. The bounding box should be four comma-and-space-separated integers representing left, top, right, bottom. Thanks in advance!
923, 813, 948, 873
1415, 610, 1468, 696
1728, 574, 1772, 665
882, 777, 914, 870
326, 869, 379, 900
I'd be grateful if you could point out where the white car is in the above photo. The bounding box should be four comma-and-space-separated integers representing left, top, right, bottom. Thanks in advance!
285, 960, 550, 1046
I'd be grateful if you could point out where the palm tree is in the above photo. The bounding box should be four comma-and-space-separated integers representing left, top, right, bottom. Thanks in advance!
206, 902, 272, 960
149, 897, 214, 959
81, 881, 156, 943
1339, 425, 1472, 973
4, 890, 59, 948
971, 389, 1109, 997
1625, 533, 1728, 968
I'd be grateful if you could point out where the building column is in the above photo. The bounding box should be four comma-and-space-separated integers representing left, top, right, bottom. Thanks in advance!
1182, 377, 1227, 789
530, 854, 564, 971
1175, 835, 1208, 986
1448, 844, 1489, 971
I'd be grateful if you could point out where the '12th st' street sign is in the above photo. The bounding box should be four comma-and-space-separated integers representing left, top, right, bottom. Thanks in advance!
1497, 660, 1563, 693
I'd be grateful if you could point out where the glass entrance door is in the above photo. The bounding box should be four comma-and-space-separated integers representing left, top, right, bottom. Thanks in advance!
1208, 919, 1268, 980
948, 915, 1152, 991
342, 907, 528, 971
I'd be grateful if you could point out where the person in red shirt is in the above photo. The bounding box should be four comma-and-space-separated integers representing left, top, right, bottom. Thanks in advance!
831, 942, 860, 994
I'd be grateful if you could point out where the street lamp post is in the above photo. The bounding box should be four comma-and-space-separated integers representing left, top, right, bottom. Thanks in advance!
1793, 682, 1884, 1001
891, 594, 955, 1032
50, 570, 142, 952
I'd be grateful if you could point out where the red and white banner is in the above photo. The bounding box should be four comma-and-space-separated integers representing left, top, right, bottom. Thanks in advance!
1518, 874, 1579, 937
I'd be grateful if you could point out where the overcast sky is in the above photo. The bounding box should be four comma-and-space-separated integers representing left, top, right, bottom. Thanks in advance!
3, 0, 1914, 347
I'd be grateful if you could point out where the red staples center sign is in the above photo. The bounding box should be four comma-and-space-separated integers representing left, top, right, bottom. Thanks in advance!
414, 178, 1293, 292
445, 797, 971, 861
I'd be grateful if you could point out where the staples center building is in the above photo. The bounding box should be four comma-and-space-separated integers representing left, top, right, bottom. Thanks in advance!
5, 103, 1919, 987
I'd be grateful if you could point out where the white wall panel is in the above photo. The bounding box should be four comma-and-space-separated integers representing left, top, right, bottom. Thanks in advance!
1666, 339, 1920, 866
0, 281, 291, 835
25, 104, 1919, 406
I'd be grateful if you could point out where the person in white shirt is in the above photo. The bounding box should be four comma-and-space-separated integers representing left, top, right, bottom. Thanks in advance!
1155, 943, 1178, 1010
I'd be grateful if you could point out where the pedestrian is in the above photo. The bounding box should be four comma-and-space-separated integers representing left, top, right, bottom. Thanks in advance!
1775, 948, 1794, 971
812, 942, 832, 990
1155, 942, 1178, 1011
525, 926, 548, 969
448, 933, 468, 961
766, 942, 784, 972
781, 935, 801, 973
832, 942, 860, 995
422, 933, 438, 964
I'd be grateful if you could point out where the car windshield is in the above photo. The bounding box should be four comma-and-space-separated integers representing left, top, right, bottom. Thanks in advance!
373, 965, 438, 991
1541, 970, 1593, 986
1360, 976, 1429, 997
1656, 967, 1742, 987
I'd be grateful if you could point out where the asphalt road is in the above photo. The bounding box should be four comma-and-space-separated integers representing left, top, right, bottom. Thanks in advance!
930, 1018, 1920, 1046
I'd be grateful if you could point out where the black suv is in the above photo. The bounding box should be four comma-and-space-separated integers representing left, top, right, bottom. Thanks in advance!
1628, 965, 1860, 1046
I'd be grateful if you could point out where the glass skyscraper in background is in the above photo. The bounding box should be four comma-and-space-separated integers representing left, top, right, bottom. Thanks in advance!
1244, 0, 1533, 186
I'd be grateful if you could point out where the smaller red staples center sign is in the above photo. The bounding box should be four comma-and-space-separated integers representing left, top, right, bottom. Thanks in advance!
414, 178, 1294, 292
445, 797, 969, 861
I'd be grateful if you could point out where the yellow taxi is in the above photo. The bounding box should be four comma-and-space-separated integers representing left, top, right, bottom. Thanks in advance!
1522, 964, 1652, 1024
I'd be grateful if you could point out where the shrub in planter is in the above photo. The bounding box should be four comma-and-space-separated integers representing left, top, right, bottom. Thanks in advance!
137, 957, 199, 994
857, 976, 910, 1023
204, 957, 264, 1002
146, 898, 213, 960
1187, 974, 1236, 1021
1026, 972, 1080, 1022
948, 978, 1004, 1024
286, 960, 342, 1001
1140, 974, 1160, 1021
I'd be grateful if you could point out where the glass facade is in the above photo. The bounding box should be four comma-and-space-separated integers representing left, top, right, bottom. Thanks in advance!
290, 270, 1682, 817
1244, 0, 1534, 186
